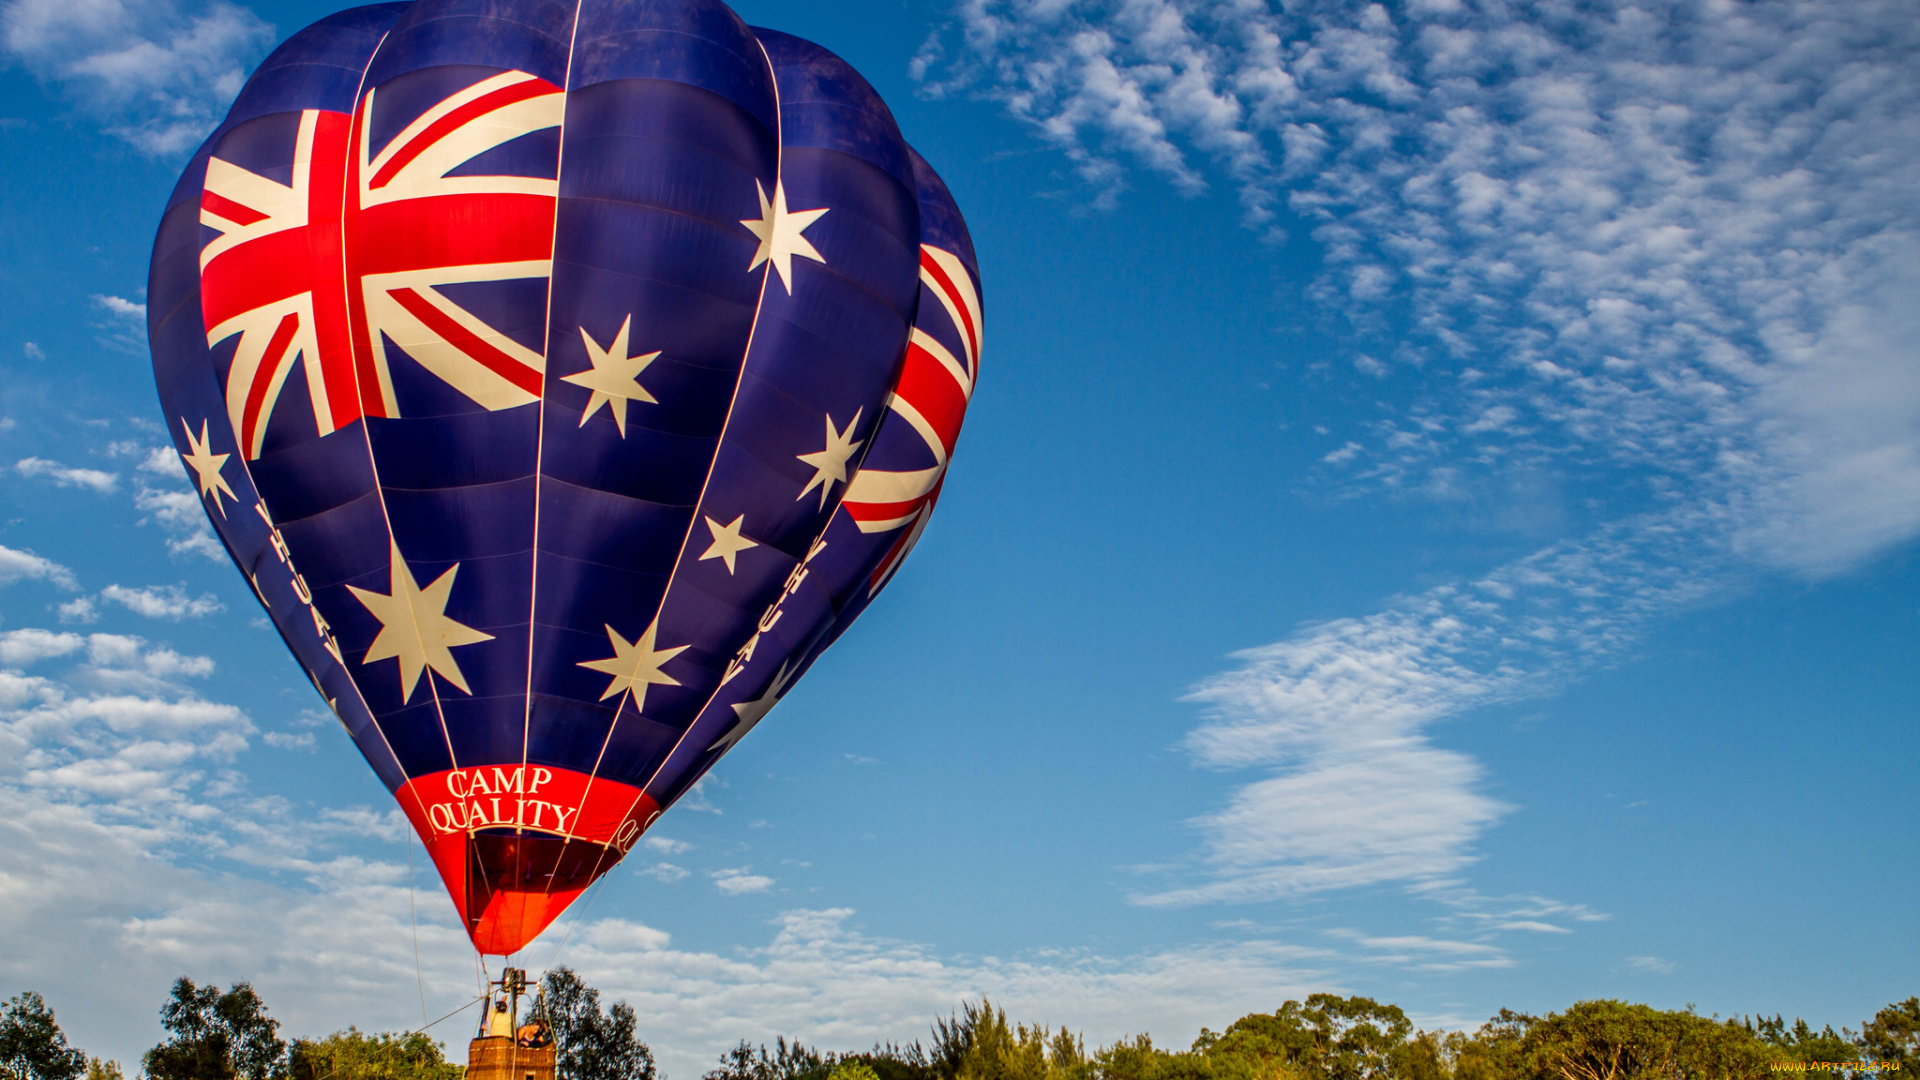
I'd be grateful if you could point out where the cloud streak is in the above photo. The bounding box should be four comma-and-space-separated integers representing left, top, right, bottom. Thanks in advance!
0, 0, 272, 155
0, 620, 1343, 1077
927, 0, 1920, 903
0, 544, 77, 589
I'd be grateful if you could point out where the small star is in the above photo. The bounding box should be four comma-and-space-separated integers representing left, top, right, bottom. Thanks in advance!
796, 409, 863, 510
709, 660, 796, 752
564, 315, 661, 437
179, 417, 237, 516
740, 179, 829, 294
347, 544, 495, 703
578, 617, 689, 711
698, 514, 759, 574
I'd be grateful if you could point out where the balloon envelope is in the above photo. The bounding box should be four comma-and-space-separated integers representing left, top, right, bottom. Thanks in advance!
148, 0, 981, 955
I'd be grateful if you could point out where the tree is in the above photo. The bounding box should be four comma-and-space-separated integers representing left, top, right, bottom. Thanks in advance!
1188, 995, 1440, 1080
1459, 1000, 1773, 1080
142, 979, 285, 1080
940, 1002, 1088, 1080
541, 967, 657, 1080
1745, 1015, 1857, 1069
0, 992, 87, 1080
1860, 999, 1920, 1075
284, 1029, 462, 1080
704, 1039, 830, 1080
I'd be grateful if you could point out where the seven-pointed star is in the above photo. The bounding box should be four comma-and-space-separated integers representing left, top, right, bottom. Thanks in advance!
578, 617, 689, 710
565, 315, 661, 437
796, 408, 863, 510
698, 514, 759, 574
346, 544, 495, 703
709, 660, 796, 752
179, 417, 237, 516
740, 179, 829, 294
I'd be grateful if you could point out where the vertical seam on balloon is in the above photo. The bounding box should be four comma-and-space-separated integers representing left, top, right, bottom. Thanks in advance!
329, 29, 474, 934
630, 239, 963, 798
342, 79, 463, 783
204, 26, 455, 953
216, 27, 437, 845
611, 46, 927, 846
518, 0, 587, 950
549, 32, 787, 891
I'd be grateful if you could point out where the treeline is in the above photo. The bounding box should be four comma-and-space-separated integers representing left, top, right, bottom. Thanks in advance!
712, 996, 1916, 1080
0, 969, 649, 1080
3, 975, 1915, 1080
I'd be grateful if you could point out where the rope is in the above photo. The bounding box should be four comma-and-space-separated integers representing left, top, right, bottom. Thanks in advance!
407, 834, 428, 1027
411, 994, 487, 1036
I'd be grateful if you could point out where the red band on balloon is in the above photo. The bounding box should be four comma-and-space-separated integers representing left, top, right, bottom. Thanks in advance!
394, 765, 659, 955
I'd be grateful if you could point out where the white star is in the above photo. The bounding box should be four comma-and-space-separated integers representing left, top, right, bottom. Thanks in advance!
709, 660, 796, 752
564, 315, 661, 437
796, 409, 863, 510
578, 617, 689, 711
179, 417, 237, 516
346, 544, 495, 703
740, 179, 829, 294
698, 514, 759, 574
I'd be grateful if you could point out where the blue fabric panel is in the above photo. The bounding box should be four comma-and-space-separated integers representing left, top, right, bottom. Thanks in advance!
365, 0, 575, 89
590, 30, 920, 793
164, 4, 406, 213
152, 0, 982, 872
522, 30, 778, 781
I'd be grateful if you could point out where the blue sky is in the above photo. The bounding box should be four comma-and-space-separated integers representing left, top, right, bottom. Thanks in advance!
1, 0, 1916, 1073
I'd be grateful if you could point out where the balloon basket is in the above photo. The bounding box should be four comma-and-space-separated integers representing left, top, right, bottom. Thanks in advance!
467, 1037, 555, 1080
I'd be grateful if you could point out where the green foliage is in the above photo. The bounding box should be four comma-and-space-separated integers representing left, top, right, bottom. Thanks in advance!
1860, 999, 1919, 1075
540, 967, 657, 1080
831, 1063, 884, 1080
0, 992, 87, 1080
284, 1029, 462, 1080
1746, 1015, 1858, 1068
143, 979, 286, 1080
117, 965, 1912, 1080
703, 1037, 832, 1080
1194, 995, 1442, 1080
1507, 1000, 1771, 1080
925, 1001, 1086, 1080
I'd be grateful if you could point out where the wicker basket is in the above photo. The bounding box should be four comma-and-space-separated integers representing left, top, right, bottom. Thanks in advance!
467, 1036, 557, 1080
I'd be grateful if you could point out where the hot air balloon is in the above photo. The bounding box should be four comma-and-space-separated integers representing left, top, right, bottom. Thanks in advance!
147, 0, 981, 956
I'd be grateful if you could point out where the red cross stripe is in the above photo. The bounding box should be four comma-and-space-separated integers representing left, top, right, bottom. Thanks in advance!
198, 71, 565, 459
842, 244, 983, 593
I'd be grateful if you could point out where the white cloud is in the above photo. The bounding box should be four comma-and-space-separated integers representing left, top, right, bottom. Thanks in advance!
57, 597, 97, 624
0, 544, 77, 589
16, 456, 117, 492
134, 478, 223, 561
712, 867, 775, 895
932, 0, 1920, 907
0, 0, 273, 155
1139, 512, 1719, 904
22, 341, 44, 360
643, 835, 692, 855
138, 446, 183, 477
640, 861, 689, 883
1622, 955, 1677, 975
100, 582, 224, 620
0, 636, 1517, 1080
0, 628, 84, 666
932, 0, 1920, 573
261, 730, 314, 750
90, 294, 144, 319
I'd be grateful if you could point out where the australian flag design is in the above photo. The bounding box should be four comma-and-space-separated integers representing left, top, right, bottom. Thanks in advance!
148, 0, 982, 955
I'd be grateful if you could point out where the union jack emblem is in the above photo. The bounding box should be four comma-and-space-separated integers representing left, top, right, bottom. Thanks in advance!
843, 244, 982, 592
198, 71, 565, 458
